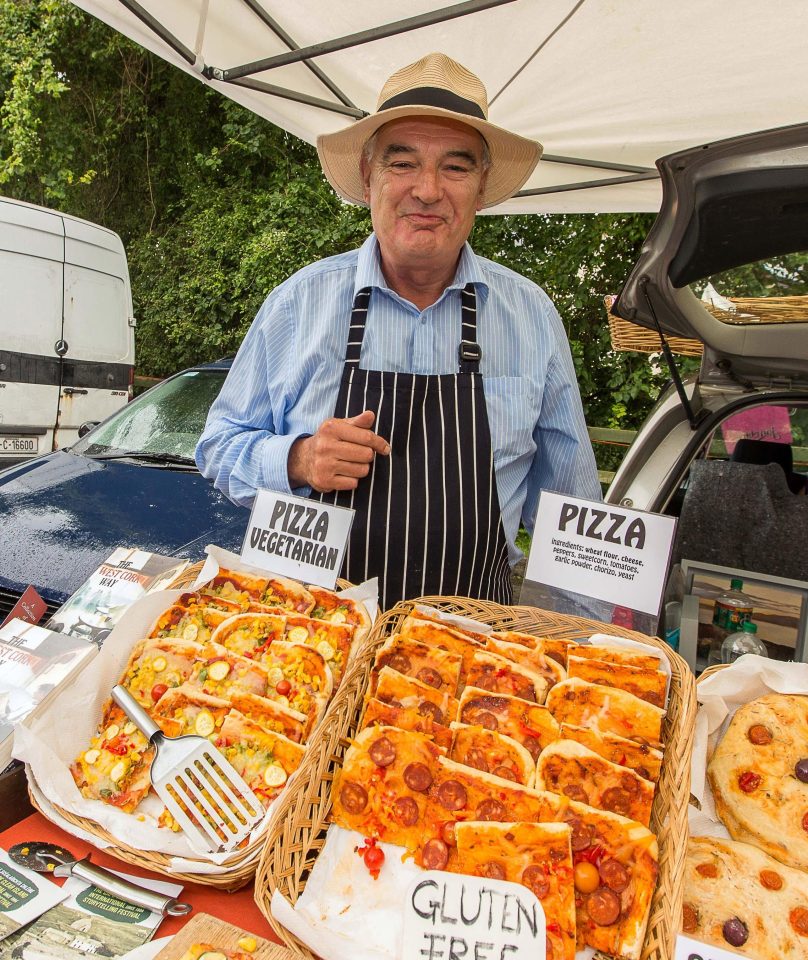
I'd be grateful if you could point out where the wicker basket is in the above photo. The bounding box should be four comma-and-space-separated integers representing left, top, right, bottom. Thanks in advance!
606, 294, 808, 358
254, 596, 697, 960
27, 561, 357, 890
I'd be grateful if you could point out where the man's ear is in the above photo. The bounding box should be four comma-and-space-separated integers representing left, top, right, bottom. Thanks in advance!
476, 168, 488, 212
360, 155, 372, 205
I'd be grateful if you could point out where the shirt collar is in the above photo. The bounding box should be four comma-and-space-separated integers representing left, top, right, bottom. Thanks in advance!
354, 234, 490, 305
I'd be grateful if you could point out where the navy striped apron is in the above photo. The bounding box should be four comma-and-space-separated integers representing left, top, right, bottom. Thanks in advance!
317, 284, 512, 610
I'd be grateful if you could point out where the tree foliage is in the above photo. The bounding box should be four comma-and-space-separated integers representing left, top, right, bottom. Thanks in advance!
0, 0, 700, 436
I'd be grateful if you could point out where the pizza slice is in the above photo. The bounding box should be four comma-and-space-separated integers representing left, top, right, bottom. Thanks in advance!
209, 612, 288, 660
567, 656, 667, 709
492, 631, 575, 668
371, 635, 463, 696
280, 613, 355, 687
119, 638, 203, 707
458, 687, 560, 761
546, 678, 664, 749
401, 611, 490, 645
562, 800, 658, 960
228, 691, 308, 743
417, 756, 563, 872
484, 635, 567, 688
466, 651, 549, 704
332, 725, 445, 850
559, 723, 663, 783
360, 696, 453, 750
536, 740, 655, 827
215, 711, 306, 805
398, 615, 484, 681
306, 585, 372, 642
259, 639, 333, 730
71, 703, 154, 813
185, 643, 270, 700
448, 722, 536, 787
572, 642, 664, 671
148, 596, 239, 645
259, 575, 315, 614
375, 665, 459, 726
150, 685, 230, 741
178, 945, 253, 960
202, 568, 270, 604
455, 821, 576, 960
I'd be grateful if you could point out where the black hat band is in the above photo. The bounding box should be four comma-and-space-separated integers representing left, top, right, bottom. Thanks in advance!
378, 86, 487, 120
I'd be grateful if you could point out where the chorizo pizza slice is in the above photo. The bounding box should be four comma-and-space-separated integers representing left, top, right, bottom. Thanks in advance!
371, 635, 463, 696
375, 665, 459, 727
484, 634, 567, 688
546, 678, 664, 749
466, 650, 550, 704
559, 723, 663, 783
458, 686, 560, 761
567, 656, 668, 709
360, 696, 453, 750
448, 722, 536, 787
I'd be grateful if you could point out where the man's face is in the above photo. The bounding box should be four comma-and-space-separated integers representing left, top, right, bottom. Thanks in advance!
361, 117, 487, 275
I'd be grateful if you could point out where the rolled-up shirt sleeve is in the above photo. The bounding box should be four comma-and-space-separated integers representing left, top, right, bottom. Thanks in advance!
195, 289, 310, 507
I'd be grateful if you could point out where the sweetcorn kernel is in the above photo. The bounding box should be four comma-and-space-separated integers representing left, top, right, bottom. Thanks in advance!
237, 937, 257, 952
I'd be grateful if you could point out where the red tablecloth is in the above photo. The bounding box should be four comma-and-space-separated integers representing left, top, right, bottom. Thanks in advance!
0, 812, 279, 941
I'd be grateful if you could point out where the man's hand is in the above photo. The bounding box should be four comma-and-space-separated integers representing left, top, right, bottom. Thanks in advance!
288, 410, 390, 492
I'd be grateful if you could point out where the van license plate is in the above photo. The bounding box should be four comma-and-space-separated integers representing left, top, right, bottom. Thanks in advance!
0, 436, 39, 454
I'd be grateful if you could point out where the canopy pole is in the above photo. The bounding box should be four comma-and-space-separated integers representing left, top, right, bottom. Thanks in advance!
115, 0, 197, 65
515, 170, 659, 197
228, 77, 364, 118
207, 0, 520, 81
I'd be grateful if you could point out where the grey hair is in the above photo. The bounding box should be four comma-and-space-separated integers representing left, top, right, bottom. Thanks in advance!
361, 128, 492, 171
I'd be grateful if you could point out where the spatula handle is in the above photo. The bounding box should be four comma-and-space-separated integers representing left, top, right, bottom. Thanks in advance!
57, 857, 192, 917
111, 684, 161, 741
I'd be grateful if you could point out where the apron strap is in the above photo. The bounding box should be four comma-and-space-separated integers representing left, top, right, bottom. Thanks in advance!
345, 283, 482, 372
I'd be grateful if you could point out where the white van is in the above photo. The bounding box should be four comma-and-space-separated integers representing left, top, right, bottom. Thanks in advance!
0, 196, 135, 466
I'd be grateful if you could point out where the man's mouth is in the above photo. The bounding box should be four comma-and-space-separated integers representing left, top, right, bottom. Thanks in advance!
402, 213, 445, 226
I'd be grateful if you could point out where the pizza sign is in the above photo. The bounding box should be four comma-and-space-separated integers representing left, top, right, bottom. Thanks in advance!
402, 872, 545, 959
242, 490, 354, 589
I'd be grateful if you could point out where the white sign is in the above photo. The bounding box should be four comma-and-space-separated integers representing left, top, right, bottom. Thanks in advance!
241, 490, 354, 589
676, 933, 758, 960
525, 492, 677, 616
403, 872, 545, 960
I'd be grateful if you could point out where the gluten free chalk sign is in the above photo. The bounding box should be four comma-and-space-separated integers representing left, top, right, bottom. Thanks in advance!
403, 872, 546, 960
241, 490, 354, 589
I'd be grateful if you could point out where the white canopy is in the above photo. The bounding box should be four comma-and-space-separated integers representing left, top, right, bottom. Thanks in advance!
71, 0, 808, 213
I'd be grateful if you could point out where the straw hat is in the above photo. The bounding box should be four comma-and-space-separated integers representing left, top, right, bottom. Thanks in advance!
317, 53, 542, 209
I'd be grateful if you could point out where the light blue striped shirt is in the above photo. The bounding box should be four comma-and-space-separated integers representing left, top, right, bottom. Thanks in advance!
196, 234, 601, 564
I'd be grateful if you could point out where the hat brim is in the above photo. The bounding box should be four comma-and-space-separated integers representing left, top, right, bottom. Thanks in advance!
317, 105, 542, 209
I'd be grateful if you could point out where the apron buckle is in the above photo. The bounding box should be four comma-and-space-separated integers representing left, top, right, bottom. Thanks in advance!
458, 340, 482, 365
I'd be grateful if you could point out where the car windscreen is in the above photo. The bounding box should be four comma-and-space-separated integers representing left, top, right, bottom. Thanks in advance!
72, 369, 225, 460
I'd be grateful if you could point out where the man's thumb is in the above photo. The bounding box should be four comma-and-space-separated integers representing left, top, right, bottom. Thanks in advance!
348, 410, 376, 429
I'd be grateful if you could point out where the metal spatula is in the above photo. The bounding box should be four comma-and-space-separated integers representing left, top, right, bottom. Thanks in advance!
111, 684, 263, 855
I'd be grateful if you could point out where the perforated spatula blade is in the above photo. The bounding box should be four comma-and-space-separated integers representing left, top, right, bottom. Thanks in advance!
111, 684, 263, 855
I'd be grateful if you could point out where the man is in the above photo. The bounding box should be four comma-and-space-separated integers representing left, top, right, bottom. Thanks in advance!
196, 53, 601, 608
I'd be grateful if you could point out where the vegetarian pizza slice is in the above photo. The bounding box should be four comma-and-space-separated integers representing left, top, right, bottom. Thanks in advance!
455, 821, 576, 960
148, 594, 240, 645
185, 643, 270, 700
306, 584, 372, 642
209, 612, 287, 660
258, 639, 333, 732
280, 613, 356, 687
119, 638, 203, 708
228, 691, 308, 743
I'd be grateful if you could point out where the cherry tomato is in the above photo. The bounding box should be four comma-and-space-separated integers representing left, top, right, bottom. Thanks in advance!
151, 683, 168, 702
574, 861, 600, 893
104, 736, 128, 756
276, 679, 292, 696
738, 771, 761, 793
363, 845, 385, 874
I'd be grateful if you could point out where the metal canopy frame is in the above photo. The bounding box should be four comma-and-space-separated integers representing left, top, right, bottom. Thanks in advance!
114, 0, 659, 196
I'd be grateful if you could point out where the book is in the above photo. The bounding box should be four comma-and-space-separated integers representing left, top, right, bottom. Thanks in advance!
47, 549, 189, 647
0, 847, 68, 942
0, 619, 96, 769
0, 867, 182, 959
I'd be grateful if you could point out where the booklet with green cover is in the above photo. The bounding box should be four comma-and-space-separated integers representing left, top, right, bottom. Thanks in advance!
0, 848, 67, 943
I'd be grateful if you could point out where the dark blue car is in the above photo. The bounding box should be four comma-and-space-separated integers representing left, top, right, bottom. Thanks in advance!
0, 359, 247, 621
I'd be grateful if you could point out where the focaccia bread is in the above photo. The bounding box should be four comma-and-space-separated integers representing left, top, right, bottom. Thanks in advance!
559, 723, 663, 783
361, 696, 453, 750
546, 678, 664, 748
567, 655, 667, 708
536, 740, 655, 827
448, 722, 536, 787
371, 634, 463, 695
707, 693, 808, 871
458, 686, 560, 760
563, 800, 658, 960
375, 665, 459, 727
682, 835, 808, 959
332, 725, 445, 850
466, 650, 549, 704
455, 821, 576, 960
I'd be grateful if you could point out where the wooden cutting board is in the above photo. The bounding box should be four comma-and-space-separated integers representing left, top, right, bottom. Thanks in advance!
154, 913, 303, 960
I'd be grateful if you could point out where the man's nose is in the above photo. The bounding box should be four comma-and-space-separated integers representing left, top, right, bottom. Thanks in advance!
411, 165, 442, 203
